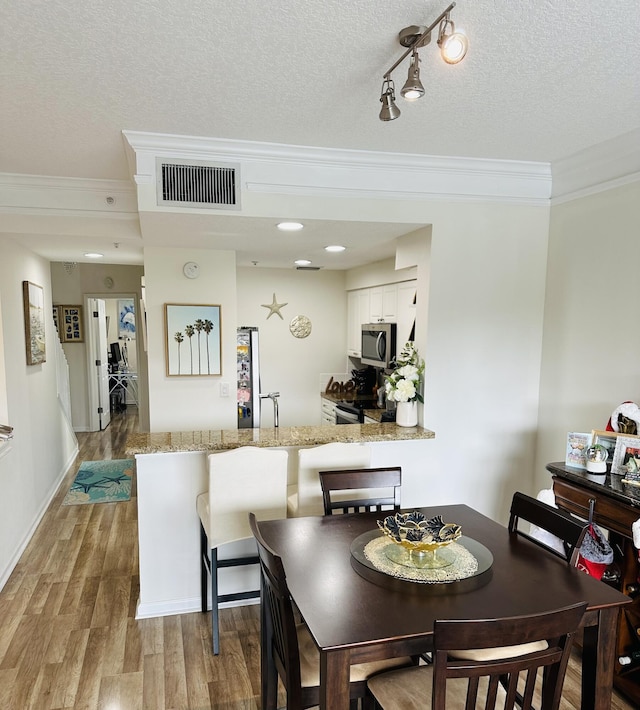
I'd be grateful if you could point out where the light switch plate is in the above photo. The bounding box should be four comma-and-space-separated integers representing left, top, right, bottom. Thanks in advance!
219, 382, 230, 397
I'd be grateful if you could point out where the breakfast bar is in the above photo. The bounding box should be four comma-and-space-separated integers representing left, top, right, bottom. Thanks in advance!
126, 423, 435, 619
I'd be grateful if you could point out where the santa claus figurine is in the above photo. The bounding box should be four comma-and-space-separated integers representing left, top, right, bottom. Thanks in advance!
606, 401, 640, 435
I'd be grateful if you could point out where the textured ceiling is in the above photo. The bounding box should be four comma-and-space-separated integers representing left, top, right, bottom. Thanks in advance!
1, 0, 639, 266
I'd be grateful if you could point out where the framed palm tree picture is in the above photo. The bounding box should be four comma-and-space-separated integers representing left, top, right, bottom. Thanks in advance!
164, 303, 221, 376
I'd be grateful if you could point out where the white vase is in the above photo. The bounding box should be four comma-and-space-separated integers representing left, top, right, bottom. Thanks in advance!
396, 401, 418, 427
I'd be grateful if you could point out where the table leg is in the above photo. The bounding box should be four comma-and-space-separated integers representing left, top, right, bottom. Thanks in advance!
581, 607, 618, 710
320, 648, 351, 709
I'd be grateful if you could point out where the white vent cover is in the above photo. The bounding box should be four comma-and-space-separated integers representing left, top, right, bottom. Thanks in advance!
156, 158, 240, 210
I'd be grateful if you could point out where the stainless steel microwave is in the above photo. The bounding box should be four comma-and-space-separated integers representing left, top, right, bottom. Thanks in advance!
361, 323, 396, 368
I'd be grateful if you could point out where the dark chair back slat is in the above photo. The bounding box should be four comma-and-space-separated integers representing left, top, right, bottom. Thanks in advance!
319, 467, 402, 515
508, 491, 589, 566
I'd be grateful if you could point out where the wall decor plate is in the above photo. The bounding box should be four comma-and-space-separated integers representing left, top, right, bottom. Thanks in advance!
290, 315, 312, 338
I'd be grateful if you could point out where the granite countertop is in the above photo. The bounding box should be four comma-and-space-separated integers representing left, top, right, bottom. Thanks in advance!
126, 422, 435, 455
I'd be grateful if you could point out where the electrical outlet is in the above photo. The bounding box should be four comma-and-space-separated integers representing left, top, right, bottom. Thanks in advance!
220, 382, 230, 397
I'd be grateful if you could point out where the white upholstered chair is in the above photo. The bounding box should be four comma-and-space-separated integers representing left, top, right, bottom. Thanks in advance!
287, 442, 372, 517
197, 446, 288, 654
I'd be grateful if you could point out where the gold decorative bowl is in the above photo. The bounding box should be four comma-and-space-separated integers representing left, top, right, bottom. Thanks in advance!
378, 512, 462, 568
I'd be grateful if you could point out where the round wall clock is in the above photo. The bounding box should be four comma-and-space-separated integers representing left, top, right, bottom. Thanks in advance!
290, 315, 312, 338
183, 261, 199, 279
103, 276, 114, 289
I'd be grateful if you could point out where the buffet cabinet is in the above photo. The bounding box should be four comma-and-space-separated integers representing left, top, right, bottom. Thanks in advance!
547, 462, 640, 706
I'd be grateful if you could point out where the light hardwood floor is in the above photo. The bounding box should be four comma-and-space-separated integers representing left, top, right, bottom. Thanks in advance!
0, 407, 635, 709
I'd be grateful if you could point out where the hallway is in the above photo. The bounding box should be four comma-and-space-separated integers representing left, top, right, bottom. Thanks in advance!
0, 407, 634, 709
0, 408, 261, 710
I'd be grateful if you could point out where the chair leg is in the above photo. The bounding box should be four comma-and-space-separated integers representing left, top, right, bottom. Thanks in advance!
211, 547, 220, 655
200, 523, 208, 614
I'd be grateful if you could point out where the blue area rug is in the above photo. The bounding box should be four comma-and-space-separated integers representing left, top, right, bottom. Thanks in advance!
62, 459, 134, 505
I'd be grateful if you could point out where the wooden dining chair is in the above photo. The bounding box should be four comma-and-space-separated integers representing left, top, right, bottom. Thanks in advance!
367, 601, 587, 710
197, 447, 288, 654
249, 512, 416, 710
319, 466, 402, 515
508, 491, 589, 566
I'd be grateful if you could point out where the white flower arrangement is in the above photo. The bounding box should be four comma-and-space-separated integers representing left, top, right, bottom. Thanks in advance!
384, 342, 424, 403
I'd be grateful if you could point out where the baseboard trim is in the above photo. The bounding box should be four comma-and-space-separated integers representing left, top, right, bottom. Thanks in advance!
135, 595, 259, 620
0, 443, 79, 591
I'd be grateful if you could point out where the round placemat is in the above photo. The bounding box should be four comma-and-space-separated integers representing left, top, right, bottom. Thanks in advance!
364, 536, 478, 583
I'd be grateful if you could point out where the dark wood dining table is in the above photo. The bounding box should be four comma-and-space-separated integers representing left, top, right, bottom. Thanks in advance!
258, 504, 631, 710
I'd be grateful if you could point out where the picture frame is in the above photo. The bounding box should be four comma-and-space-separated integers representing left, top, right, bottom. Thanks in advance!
52, 305, 60, 334
591, 429, 640, 467
565, 432, 591, 469
59, 305, 84, 343
23, 281, 46, 365
164, 303, 221, 376
611, 435, 640, 475
118, 298, 136, 340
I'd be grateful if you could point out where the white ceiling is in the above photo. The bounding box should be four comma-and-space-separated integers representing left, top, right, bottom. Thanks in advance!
2, 0, 639, 268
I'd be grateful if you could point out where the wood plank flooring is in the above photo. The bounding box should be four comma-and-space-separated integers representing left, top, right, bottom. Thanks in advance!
0, 406, 635, 709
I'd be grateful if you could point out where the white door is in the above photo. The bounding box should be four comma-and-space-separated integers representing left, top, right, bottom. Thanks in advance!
87, 298, 111, 431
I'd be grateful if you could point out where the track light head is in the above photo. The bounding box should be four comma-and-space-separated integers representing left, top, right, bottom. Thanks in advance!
437, 15, 468, 64
400, 51, 425, 101
379, 79, 401, 121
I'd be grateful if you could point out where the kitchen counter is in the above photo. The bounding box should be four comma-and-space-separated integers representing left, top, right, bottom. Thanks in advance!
129, 421, 435, 621
126, 422, 434, 455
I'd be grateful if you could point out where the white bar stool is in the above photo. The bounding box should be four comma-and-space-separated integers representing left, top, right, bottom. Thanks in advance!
197, 446, 288, 654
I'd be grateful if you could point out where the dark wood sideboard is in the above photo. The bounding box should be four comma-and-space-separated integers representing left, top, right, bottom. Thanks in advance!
547, 462, 640, 705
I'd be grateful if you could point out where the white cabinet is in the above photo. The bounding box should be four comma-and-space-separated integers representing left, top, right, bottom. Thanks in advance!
347, 289, 371, 358
320, 398, 337, 425
369, 286, 383, 322
382, 284, 398, 321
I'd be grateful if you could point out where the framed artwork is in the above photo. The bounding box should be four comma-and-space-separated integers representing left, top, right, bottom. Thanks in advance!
165, 303, 221, 376
23, 281, 46, 365
118, 298, 136, 339
60, 305, 84, 342
611, 435, 640, 475
565, 432, 591, 469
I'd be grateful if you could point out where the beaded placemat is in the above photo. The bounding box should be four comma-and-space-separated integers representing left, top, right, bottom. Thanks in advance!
363, 536, 479, 583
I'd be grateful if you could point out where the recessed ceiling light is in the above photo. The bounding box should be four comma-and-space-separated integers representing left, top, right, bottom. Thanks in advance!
325, 245, 346, 252
277, 221, 304, 231
294, 259, 312, 266
84, 252, 104, 258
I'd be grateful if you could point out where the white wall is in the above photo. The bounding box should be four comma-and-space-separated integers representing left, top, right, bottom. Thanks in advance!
534, 182, 640, 491
236, 267, 348, 426
0, 238, 78, 589
144, 247, 238, 432
345, 257, 417, 290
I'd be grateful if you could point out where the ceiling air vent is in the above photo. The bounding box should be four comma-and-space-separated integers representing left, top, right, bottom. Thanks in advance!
156, 158, 240, 210
296, 266, 322, 271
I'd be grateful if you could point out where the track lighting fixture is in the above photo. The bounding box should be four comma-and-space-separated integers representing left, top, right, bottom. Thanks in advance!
379, 2, 467, 121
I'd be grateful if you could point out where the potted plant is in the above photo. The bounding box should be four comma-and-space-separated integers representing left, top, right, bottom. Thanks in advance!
384, 342, 424, 427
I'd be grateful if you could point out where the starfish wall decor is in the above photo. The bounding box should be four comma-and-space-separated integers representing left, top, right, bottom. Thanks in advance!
261, 293, 288, 320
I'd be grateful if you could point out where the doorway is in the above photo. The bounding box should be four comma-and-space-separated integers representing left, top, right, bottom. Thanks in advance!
86, 294, 140, 431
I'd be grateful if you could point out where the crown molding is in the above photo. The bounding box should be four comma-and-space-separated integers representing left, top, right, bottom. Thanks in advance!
551, 128, 640, 202
0, 173, 138, 216
123, 130, 552, 203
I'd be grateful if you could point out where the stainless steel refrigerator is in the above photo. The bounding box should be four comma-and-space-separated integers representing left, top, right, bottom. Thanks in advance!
237, 327, 260, 428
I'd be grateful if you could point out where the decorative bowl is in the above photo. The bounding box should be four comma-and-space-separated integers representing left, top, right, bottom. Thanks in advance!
377, 512, 462, 568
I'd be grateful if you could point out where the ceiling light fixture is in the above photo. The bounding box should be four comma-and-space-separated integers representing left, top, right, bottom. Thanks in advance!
325, 245, 346, 253
277, 221, 304, 231
379, 1, 468, 121
294, 259, 312, 266
84, 252, 103, 258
